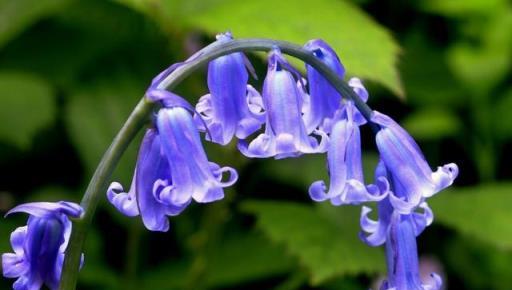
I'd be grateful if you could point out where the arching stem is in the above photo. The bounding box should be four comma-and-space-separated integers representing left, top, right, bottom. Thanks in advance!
59, 37, 374, 290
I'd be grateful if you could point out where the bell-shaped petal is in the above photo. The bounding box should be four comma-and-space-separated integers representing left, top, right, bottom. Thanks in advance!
372, 111, 459, 213
360, 161, 434, 246
2, 201, 83, 290
107, 129, 189, 232
309, 103, 387, 205
302, 39, 345, 133
381, 213, 441, 290
156, 106, 238, 205
238, 48, 328, 159
194, 33, 264, 145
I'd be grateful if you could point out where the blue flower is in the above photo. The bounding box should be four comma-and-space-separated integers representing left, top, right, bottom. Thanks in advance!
108, 91, 238, 232
302, 39, 346, 133
309, 103, 387, 205
2, 201, 83, 290
359, 161, 441, 290
238, 48, 328, 159
359, 161, 434, 247
195, 32, 264, 145
371, 111, 458, 213
309, 78, 385, 205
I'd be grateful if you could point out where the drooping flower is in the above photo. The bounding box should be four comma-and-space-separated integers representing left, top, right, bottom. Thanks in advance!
309, 102, 387, 205
371, 111, 459, 213
303, 39, 346, 133
309, 77, 385, 205
2, 201, 83, 290
357, 162, 441, 290
195, 32, 264, 145
238, 47, 328, 159
108, 91, 238, 232
359, 161, 434, 247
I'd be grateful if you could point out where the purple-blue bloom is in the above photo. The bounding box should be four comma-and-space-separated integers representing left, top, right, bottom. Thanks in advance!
238, 48, 328, 159
195, 32, 264, 145
2, 201, 83, 290
372, 111, 459, 214
309, 78, 385, 205
302, 39, 346, 133
358, 162, 441, 290
309, 102, 387, 205
108, 93, 237, 232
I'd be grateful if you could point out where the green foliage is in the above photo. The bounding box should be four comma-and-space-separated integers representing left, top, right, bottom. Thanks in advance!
494, 89, 512, 140
115, 0, 403, 96
241, 201, 385, 285
0, 0, 70, 48
0, 72, 56, 149
142, 231, 294, 289
64, 75, 143, 180
402, 108, 462, 141
430, 183, 512, 250
445, 235, 512, 289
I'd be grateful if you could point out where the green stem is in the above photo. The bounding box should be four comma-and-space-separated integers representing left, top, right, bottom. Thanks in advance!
59, 37, 373, 290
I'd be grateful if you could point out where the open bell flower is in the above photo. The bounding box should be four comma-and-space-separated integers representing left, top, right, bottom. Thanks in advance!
238, 47, 328, 159
309, 103, 387, 205
302, 39, 346, 134
359, 161, 434, 247
194, 32, 264, 145
309, 78, 385, 205
108, 91, 238, 232
2, 201, 83, 290
371, 111, 459, 213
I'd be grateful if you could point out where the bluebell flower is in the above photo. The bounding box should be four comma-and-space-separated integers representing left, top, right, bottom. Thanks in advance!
309, 78, 385, 205
238, 48, 329, 159
195, 32, 264, 145
302, 39, 346, 133
371, 111, 459, 213
357, 162, 441, 290
2, 201, 83, 290
359, 161, 434, 247
108, 91, 238, 231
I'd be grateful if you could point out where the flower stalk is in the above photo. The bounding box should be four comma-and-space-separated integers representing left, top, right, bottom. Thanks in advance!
58, 38, 373, 290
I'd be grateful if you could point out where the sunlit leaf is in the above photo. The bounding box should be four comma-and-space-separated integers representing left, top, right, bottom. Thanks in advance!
241, 201, 385, 285
115, 0, 403, 96
430, 183, 512, 250
0, 72, 56, 149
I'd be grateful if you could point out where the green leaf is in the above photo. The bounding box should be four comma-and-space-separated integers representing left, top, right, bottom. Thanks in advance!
399, 33, 464, 107
0, 71, 56, 149
0, 0, 70, 48
116, 0, 403, 96
402, 108, 462, 141
445, 235, 512, 289
421, 0, 508, 17
204, 231, 294, 287
430, 183, 512, 250
64, 74, 143, 182
241, 201, 384, 285
142, 231, 294, 289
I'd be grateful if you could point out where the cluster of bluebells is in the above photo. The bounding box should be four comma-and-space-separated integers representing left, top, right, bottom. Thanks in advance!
2, 32, 458, 290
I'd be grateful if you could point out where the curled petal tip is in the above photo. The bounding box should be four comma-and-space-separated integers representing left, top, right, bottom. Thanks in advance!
309, 181, 329, 202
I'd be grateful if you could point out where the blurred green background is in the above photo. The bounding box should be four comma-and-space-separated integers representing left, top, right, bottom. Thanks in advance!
0, 0, 511, 289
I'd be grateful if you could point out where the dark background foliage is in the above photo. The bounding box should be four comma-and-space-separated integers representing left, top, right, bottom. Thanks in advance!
0, 0, 511, 289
